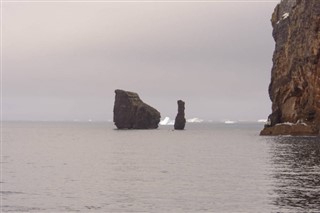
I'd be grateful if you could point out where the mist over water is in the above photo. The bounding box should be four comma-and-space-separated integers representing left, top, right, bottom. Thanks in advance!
2, 122, 320, 212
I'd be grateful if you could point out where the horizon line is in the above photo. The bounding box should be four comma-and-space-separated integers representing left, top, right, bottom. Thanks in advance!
2, 0, 279, 3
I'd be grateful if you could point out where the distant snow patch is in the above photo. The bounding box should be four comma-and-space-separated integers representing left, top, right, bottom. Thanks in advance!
258, 119, 267, 123
277, 12, 290, 24
187, 118, 204, 123
160, 117, 174, 125
160, 117, 170, 125
282, 12, 289, 19
224, 120, 237, 124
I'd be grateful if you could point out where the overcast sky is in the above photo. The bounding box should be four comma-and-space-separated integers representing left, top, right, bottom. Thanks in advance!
2, 0, 279, 122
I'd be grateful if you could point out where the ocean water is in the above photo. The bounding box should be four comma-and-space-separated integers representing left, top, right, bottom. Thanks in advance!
1, 122, 320, 213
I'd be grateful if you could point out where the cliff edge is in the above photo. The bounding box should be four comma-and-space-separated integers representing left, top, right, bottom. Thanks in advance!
261, 0, 320, 136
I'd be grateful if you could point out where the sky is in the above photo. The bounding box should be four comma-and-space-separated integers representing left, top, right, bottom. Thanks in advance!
2, 0, 280, 122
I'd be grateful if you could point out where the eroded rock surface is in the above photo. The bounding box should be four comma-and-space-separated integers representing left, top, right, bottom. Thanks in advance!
113, 89, 160, 129
174, 100, 186, 130
261, 123, 318, 136
261, 0, 320, 136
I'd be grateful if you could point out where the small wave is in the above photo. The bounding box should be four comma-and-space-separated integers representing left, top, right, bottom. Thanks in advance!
1, 205, 44, 212
0, 191, 24, 195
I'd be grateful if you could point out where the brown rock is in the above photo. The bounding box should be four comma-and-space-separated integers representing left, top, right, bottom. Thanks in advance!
261, 0, 320, 135
174, 100, 186, 130
260, 123, 319, 136
113, 89, 161, 129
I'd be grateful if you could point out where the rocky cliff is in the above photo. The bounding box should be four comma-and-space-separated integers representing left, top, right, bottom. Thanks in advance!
174, 100, 186, 130
261, 0, 320, 135
113, 89, 161, 129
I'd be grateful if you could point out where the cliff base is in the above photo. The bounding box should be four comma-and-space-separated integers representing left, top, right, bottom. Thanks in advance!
260, 123, 319, 136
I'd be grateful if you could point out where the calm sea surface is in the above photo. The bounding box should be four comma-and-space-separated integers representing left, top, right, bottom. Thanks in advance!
1, 122, 320, 212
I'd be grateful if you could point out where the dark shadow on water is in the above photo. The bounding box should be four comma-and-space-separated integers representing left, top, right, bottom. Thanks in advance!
267, 136, 320, 212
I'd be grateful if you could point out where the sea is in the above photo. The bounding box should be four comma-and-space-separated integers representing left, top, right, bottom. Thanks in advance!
1, 121, 320, 213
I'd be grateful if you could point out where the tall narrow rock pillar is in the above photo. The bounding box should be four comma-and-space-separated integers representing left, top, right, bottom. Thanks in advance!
174, 100, 186, 130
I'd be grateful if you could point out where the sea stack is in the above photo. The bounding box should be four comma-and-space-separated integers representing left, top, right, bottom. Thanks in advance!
260, 0, 320, 136
113, 89, 161, 129
174, 100, 186, 130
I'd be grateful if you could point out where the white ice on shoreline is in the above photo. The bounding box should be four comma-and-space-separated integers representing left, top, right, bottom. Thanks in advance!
275, 121, 308, 126
258, 119, 267, 123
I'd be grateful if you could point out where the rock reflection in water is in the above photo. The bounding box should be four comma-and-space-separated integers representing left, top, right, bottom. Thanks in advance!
268, 136, 320, 212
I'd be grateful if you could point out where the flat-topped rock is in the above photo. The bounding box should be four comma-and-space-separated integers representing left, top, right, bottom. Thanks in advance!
113, 89, 160, 129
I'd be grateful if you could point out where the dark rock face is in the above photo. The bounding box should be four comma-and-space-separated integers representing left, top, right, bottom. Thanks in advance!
261, 0, 320, 136
113, 89, 161, 129
174, 100, 186, 130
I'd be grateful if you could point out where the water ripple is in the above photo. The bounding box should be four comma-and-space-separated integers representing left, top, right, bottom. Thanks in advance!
267, 136, 320, 212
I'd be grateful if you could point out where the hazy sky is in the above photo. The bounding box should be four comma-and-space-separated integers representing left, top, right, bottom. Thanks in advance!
2, 0, 279, 121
